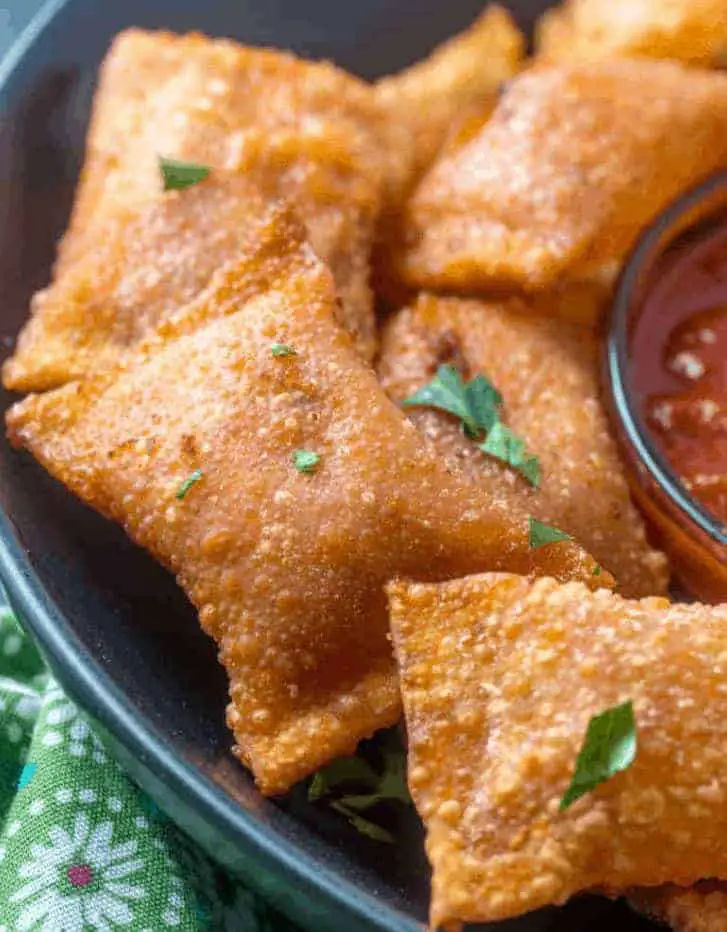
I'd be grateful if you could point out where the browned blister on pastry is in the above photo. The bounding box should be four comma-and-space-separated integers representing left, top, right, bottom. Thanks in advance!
393, 60, 727, 313
6, 210, 604, 795
375, 5, 524, 186
388, 573, 727, 929
537, 0, 727, 67
5, 29, 408, 389
379, 293, 669, 597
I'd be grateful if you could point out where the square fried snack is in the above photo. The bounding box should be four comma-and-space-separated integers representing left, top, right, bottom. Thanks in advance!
392, 60, 727, 308
388, 573, 727, 928
375, 5, 523, 187
7, 209, 604, 795
635, 882, 727, 932
6, 30, 407, 389
378, 294, 669, 597
537, 0, 727, 67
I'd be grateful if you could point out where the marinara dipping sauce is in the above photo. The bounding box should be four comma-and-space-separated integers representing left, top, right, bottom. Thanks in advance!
631, 224, 727, 526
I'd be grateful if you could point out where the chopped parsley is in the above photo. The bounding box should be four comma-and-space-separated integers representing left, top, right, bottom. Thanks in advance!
309, 745, 410, 845
403, 364, 540, 486
271, 343, 297, 358
479, 421, 541, 488
159, 156, 211, 192
402, 364, 501, 438
529, 517, 572, 550
293, 450, 321, 474
593, 564, 602, 577
176, 469, 203, 500
560, 701, 637, 811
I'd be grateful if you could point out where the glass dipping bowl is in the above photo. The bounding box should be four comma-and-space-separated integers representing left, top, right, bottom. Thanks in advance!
604, 170, 727, 604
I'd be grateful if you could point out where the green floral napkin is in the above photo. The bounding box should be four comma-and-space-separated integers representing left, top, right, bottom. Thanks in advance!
0, 605, 294, 931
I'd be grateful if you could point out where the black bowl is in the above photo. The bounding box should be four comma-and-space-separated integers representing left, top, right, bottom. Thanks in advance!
0, 2, 656, 929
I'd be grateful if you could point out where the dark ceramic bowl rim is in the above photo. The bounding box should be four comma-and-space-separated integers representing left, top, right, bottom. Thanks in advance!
605, 168, 727, 549
0, 4, 419, 930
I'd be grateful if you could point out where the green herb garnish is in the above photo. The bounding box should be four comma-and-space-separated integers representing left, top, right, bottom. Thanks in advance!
402, 364, 501, 438
529, 517, 572, 550
403, 365, 540, 485
176, 469, 203, 500
309, 747, 410, 845
479, 421, 541, 488
271, 344, 297, 358
593, 564, 602, 577
293, 450, 321, 474
560, 701, 637, 811
159, 157, 211, 192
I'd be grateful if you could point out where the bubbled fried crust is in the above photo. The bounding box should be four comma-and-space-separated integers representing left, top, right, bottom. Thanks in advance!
634, 882, 727, 932
378, 294, 669, 597
4, 176, 290, 392
6, 209, 605, 795
375, 5, 524, 187
392, 60, 727, 299
31, 29, 411, 377
536, 0, 727, 67
388, 574, 727, 929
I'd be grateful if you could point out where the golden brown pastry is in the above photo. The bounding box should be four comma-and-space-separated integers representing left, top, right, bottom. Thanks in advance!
375, 5, 524, 185
7, 209, 604, 795
635, 882, 727, 932
537, 0, 727, 67
379, 293, 669, 597
5, 29, 408, 389
389, 573, 727, 928
392, 60, 727, 317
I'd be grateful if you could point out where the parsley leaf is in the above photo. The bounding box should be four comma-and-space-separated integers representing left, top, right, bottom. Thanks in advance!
593, 564, 602, 577
293, 450, 321, 474
176, 469, 203, 500
308, 746, 411, 844
480, 421, 541, 488
560, 701, 637, 810
529, 517, 572, 550
402, 365, 501, 438
159, 157, 211, 192
271, 344, 296, 358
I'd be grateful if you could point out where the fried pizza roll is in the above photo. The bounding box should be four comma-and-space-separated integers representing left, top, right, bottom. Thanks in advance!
5, 30, 406, 389
393, 60, 727, 314
7, 209, 604, 795
635, 882, 727, 932
388, 574, 727, 928
379, 294, 669, 597
537, 0, 727, 67
375, 5, 524, 186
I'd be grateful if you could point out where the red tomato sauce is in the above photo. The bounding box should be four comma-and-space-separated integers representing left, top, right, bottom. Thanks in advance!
631, 223, 727, 523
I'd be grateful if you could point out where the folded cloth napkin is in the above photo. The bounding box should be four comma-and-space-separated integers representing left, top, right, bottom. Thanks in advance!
0, 604, 295, 931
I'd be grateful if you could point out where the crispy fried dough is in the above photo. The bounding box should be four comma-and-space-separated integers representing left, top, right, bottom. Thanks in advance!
537, 0, 727, 67
6, 30, 408, 389
7, 209, 604, 794
5, 175, 288, 392
393, 60, 727, 307
375, 5, 524, 185
635, 882, 727, 932
388, 574, 727, 928
378, 294, 669, 597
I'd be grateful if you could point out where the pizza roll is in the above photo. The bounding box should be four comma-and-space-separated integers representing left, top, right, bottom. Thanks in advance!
388, 573, 727, 928
393, 60, 727, 314
7, 209, 604, 795
537, 0, 727, 67
5, 29, 407, 390
375, 5, 524, 186
379, 294, 669, 597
